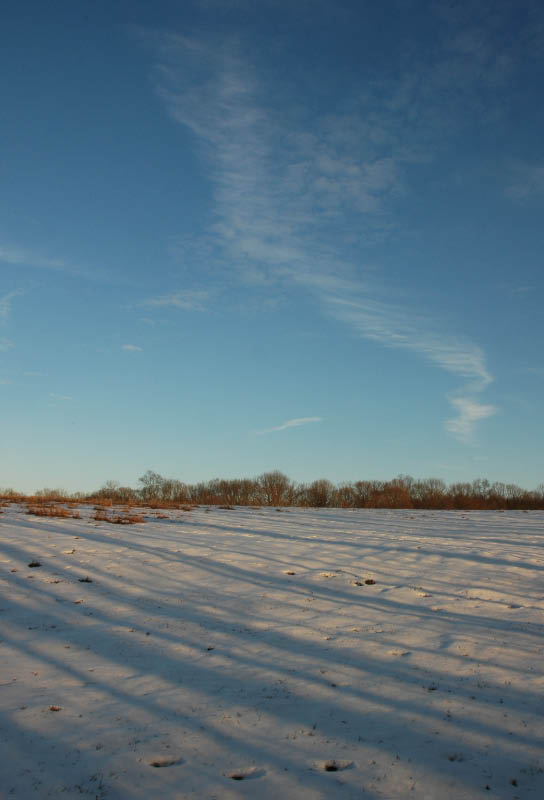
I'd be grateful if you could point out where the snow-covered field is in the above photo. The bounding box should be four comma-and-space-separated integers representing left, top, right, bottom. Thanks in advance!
1, 505, 543, 800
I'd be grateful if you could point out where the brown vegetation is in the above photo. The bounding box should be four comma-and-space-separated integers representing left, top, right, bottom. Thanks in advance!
3, 471, 544, 511
93, 510, 145, 525
26, 505, 81, 519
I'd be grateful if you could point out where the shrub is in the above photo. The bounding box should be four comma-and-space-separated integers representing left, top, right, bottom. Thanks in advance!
93, 510, 145, 524
26, 505, 80, 519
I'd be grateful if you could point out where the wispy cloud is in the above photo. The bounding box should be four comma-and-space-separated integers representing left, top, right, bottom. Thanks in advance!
445, 397, 497, 443
504, 161, 544, 201
144, 289, 211, 312
256, 417, 323, 435
320, 292, 492, 390
122, 344, 143, 352
49, 392, 73, 401
0, 244, 67, 271
0, 241, 122, 284
0, 338, 14, 351
142, 26, 497, 441
0, 289, 24, 323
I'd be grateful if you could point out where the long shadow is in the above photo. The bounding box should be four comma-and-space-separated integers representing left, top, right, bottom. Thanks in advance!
6, 516, 543, 643
1, 507, 543, 798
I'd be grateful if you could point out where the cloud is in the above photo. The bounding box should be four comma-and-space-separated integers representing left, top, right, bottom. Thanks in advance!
319, 291, 492, 390
144, 290, 211, 312
0, 289, 24, 322
257, 417, 323, 434
0, 241, 123, 284
504, 161, 544, 201
0, 338, 14, 351
445, 397, 497, 443
142, 28, 496, 441
0, 244, 67, 271
49, 392, 73, 401
122, 344, 143, 351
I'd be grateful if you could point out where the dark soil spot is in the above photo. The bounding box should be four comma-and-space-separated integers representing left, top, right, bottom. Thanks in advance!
78, 577, 93, 583
28, 561, 41, 568
364, 579, 376, 585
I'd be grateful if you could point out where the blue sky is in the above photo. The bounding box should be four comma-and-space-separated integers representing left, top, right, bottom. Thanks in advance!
1, 0, 543, 493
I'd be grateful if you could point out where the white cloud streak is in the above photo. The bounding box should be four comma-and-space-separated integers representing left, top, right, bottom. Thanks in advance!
0, 338, 14, 351
256, 417, 323, 434
144, 28, 497, 441
0, 244, 67, 271
0, 241, 123, 284
144, 289, 211, 312
122, 344, 143, 352
320, 292, 492, 390
0, 289, 24, 323
504, 161, 544, 201
445, 397, 497, 443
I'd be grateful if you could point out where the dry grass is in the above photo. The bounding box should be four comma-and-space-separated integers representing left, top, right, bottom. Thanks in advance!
93, 511, 145, 525
26, 505, 81, 519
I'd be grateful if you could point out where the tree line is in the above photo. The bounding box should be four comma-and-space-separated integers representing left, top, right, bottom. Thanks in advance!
4, 471, 542, 510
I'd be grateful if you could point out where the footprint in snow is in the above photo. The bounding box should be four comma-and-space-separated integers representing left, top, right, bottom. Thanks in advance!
225, 767, 264, 780
320, 759, 353, 772
149, 756, 184, 768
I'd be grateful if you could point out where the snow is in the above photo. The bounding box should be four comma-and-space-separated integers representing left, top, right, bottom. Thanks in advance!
1, 505, 543, 799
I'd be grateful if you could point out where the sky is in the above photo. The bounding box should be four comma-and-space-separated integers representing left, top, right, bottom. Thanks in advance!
1, 0, 543, 494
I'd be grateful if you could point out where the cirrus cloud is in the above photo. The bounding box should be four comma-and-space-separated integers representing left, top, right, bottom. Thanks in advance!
256, 416, 324, 435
